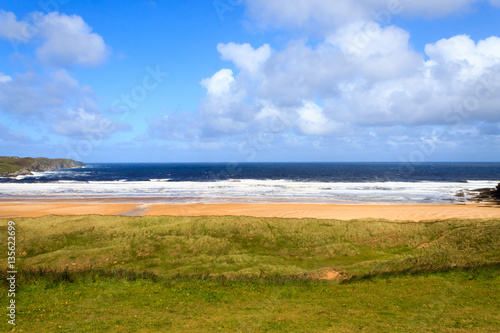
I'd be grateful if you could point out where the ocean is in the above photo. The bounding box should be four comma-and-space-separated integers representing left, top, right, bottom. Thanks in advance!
1, 162, 499, 204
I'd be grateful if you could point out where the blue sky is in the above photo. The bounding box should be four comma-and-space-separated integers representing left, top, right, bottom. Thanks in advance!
0, 0, 499, 163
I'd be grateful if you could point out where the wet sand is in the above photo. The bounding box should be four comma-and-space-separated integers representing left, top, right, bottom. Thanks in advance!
1, 201, 499, 221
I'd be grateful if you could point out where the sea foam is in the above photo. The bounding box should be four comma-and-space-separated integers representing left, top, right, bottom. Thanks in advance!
0, 179, 497, 204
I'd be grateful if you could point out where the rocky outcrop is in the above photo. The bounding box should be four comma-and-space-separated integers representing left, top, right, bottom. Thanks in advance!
472, 183, 500, 204
0, 156, 84, 177
1, 169, 33, 178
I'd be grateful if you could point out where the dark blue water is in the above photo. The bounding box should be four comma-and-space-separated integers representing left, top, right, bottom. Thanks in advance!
2, 162, 500, 183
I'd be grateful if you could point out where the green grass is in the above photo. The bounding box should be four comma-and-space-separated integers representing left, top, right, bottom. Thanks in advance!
0, 162, 21, 173
1, 215, 500, 332
0, 156, 82, 174
0, 157, 32, 173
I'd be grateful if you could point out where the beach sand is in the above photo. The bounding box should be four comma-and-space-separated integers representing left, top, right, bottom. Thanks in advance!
1, 201, 500, 221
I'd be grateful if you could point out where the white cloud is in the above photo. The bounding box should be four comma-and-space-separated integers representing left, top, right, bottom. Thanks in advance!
0, 73, 12, 83
0, 10, 30, 42
244, 0, 491, 33
200, 30, 500, 141
35, 12, 109, 67
200, 68, 257, 135
425, 35, 500, 80
244, 0, 369, 32
217, 43, 271, 74
297, 101, 336, 135
200, 68, 235, 96
328, 22, 422, 80
0, 11, 108, 67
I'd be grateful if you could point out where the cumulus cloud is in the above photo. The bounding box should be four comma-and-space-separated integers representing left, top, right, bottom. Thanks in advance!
200, 32, 500, 139
217, 43, 271, 75
200, 68, 235, 96
425, 35, 500, 79
327, 22, 422, 80
35, 12, 109, 67
0, 11, 109, 67
0, 10, 29, 42
199, 67, 264, 135
198, 0, 500, 147
296, 101, 337, 135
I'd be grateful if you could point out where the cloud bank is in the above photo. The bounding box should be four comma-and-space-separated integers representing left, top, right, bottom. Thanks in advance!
190, 0, 500, 160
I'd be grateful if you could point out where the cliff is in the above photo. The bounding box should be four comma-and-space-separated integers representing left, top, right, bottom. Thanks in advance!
0, 156, 84, 177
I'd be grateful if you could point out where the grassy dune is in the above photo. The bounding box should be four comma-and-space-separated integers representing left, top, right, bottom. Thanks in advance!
1, 215, 500, 332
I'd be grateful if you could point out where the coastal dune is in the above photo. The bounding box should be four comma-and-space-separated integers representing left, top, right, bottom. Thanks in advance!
1, 202, 500, 221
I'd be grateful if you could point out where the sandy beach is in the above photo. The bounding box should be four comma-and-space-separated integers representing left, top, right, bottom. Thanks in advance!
1, 201, 499, 221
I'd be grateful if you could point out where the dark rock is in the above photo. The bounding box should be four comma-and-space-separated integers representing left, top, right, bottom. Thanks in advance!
471, 183, 500, 204
0, 169, 33, 178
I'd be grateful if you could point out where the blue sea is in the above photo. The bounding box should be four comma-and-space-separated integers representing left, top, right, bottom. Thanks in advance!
1, 163, 499, 204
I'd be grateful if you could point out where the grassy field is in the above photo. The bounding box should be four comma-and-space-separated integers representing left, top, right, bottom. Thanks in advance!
1, 215, 500, 332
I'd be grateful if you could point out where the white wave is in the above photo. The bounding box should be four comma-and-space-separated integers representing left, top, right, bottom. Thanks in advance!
0, 179, 497, 204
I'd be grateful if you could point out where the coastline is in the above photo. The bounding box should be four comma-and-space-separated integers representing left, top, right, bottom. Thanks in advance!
1, 200, 499, 221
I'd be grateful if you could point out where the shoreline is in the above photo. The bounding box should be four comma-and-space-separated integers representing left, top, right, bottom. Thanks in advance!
1, 201, 499, 221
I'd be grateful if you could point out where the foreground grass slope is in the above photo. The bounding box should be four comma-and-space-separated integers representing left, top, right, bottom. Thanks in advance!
6, 215, 500, 278
1, 215, 499, 332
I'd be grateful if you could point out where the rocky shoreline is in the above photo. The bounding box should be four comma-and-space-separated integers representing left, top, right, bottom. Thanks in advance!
471, 183, 500, 204
0, 156, 84, 178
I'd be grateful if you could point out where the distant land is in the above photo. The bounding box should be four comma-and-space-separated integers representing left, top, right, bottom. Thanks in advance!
0, 156, 84, 177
